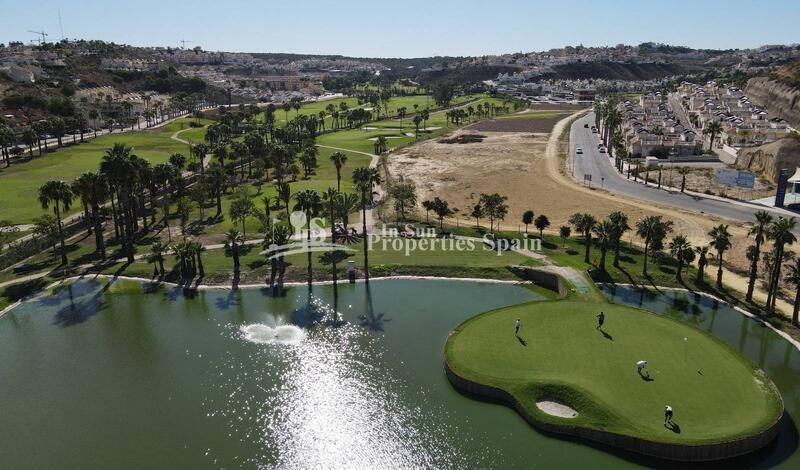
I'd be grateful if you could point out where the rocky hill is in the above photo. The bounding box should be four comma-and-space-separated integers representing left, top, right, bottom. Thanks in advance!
736, 137, 800, 183
745, 61, 800, 128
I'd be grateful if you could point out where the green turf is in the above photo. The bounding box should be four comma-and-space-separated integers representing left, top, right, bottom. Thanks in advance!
0, 118, 209, 223
316, 94, 507, 154
445, 291, 783, 445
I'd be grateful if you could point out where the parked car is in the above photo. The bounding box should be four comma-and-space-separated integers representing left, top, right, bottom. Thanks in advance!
576, 147, 583, 154
583, 123, 589, 128
599, 147, 606, 153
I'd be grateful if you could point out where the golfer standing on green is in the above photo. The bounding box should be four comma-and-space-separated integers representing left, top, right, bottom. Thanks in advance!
515, 318, 521, 336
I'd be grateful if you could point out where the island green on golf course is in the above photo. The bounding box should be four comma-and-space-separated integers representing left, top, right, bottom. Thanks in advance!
444, 288, 784, 461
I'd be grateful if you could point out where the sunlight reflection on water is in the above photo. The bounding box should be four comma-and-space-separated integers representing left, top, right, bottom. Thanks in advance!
206, 296, 479, 469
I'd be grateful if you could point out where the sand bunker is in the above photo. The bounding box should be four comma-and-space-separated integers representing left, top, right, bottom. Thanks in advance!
536, 399, 578, 418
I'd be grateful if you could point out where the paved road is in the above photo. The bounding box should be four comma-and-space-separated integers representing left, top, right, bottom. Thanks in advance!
570, 113, 799, 231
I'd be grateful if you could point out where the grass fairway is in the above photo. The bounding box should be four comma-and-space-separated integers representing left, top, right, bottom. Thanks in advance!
445, 289, 783, 446
0, 118, 210, 223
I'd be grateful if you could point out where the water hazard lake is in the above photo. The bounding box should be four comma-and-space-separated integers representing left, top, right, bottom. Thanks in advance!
0, 279, 797, 469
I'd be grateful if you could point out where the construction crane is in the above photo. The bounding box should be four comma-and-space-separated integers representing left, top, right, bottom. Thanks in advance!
179, 39, 193, 49
28, 30, 48, 44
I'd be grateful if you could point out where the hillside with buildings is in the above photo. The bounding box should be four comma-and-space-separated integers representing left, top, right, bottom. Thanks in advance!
745, 60, 800, 129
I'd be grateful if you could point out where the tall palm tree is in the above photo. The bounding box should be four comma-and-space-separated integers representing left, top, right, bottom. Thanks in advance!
636, 215, 666, 276
329, 151, 348, 192
704, 121, 723, 152
746, 211, 773, 302
784, 258, 800, 326
267, 224, 292, 294
677, 167, 691, 193
336, 192, 360, 230
100, 143, 139, 262
695, 245, 709, 284
569, 213, 597, 264
0, 123, 14, 167
275, 181, 290, 215
669, 235, 693, 283
147, 240, 168, 278
765, 217, 797, 314
593, 219, 614, 273
171, 240, 193, 279
373, 135, 388, 155
205, 162, 226, 218
38, 180, 74, 265
72, 172, 109, 259
323, 188, 340, 299
608, 211, 630, 267
353, 167, 381, 282
708, 224, 732, 289
190, 241, 206, 278
293, 189, 322, 288
224, 229, 245, 272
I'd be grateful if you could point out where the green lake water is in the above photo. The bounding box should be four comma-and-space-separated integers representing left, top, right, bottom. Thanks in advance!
0, 279, 797, 469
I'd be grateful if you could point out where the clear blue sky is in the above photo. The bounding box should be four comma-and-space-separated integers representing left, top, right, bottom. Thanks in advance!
1, 0, 798, 57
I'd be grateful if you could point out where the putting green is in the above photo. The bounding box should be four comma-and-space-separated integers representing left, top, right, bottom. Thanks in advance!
445, 296, 783, 449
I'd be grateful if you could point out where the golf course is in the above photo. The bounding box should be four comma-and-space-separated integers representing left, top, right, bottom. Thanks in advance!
445, 281, 784, 460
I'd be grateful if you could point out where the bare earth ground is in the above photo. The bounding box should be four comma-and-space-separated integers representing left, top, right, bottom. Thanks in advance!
388, 128, 713, 243
386, 112, 794, 315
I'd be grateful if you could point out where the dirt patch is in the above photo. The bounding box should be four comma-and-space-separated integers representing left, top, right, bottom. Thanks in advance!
439, 134, 486, 144
467, 113, 571, 133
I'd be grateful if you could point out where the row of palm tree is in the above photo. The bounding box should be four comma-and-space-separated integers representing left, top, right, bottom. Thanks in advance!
569, 209, 799, 324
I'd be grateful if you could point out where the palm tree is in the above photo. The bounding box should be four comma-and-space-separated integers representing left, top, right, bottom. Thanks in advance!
677, 167, 691, 193
172, 240, 193, 279
336, 192, 360, 230
708, 224, 732, 289
373, 135, 388, 155
784, 258, 800, 326
636, 215, 669, 276
21, 129, 37, 158
323, 188, 340, 298
147, 240, 168, 278
746, 211, 773, 302
294, 189, 322, 287
72, 172, 109, 259
569, 213, 597, 263
205, 162, 226, 218
267, 224, 292, 294
704, 121, 723, 152
38, 180, 73, 265
593, 219, 614, 272
607, 211, 630, 267
224, 229, 245, 272
100, 143, 138, 262
0, 123, 14, 166
766, 217, 797, 315
329, 151, 348, 191
353, 167, 381, 282
276, 182, 292, 227
190, 241, 206, 278
669, 235, 694, 283
695, 245, 709, 283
